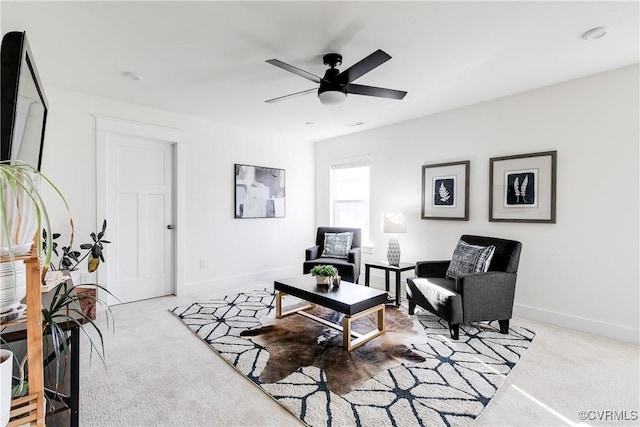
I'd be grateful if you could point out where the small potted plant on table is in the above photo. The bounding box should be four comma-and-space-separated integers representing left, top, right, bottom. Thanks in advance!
310, 265, 339, 286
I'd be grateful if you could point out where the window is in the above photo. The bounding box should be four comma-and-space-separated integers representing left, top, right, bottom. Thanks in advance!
330, 158, 370, 246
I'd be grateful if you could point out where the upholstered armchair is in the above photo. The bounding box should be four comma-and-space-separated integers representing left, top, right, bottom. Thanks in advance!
303, 227, 362, 284
406, 235, 522, 340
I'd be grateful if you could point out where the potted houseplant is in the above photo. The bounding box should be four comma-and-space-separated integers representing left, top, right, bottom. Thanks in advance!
0, 160, 70, 421
0, 160, 71, 324
310, 265, 338, 285
0, 161, 69, 319
37, 226, 116, 408
6, 282, 116, 417
0, 160, 115, 416
44, 219, 109, 274
40, 278, 115, 388
10, 246, 116, 416
38, 228, 116, 420
43, 220, 111, 320
41, 220, 115, 389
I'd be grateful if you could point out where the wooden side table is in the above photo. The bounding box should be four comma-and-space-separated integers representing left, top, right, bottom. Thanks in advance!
364, 261, 415, 307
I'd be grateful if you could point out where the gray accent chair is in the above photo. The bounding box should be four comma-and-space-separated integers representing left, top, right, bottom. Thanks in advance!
303, 227, 362, 284
406, 235, 522, 340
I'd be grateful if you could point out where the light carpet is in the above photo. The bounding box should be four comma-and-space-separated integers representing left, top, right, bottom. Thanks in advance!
170, 290, 535, 427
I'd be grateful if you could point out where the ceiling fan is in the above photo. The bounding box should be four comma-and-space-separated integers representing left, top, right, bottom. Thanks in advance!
265, 49, 407, 106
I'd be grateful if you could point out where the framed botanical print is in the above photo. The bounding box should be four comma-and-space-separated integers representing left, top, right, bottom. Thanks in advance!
489, 151, 557, 223
421, 160, 470, 220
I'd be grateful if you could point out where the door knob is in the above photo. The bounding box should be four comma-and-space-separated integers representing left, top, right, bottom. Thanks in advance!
167, 225, 174, 230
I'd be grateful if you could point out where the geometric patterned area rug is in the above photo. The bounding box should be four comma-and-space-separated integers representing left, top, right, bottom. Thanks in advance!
170, 290, 535, 427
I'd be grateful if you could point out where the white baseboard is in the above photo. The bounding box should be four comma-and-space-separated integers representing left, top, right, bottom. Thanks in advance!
178, 265, 300, 297
514, 303, 639, 345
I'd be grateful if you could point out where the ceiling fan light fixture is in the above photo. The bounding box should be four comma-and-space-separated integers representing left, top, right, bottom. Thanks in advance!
318, 89, 347, 106
265, 49, 406, 105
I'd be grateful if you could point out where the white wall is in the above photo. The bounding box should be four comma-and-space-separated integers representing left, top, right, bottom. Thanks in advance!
315, 65, 639, 344
40, 88, 315, 294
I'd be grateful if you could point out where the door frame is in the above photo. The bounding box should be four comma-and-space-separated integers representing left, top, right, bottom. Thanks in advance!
95, 115, 186, 302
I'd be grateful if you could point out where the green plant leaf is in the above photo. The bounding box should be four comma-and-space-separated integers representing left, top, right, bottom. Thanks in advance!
41, 281, 119, 388
309, 265, 338, 277
51, 219, 109, 272
0, 161, 74, 269
91, 245, 101, 257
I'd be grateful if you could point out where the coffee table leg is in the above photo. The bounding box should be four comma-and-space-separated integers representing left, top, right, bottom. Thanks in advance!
276, 292, 315, 318
342, 321, 350, 350
378, 305, 385, 331
342, 304, 385, 351
275, 292, 284, 318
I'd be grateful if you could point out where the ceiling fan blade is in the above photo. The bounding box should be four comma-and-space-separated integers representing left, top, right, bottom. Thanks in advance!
265, 88, 317, 103
266, 59, 322, 84
347, 84, 407, 100
336, 49, 391, 84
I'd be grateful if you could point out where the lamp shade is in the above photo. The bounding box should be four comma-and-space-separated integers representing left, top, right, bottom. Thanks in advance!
383, 212, 407, 234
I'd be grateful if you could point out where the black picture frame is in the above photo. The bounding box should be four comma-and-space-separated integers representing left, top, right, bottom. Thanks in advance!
489, 151, 557, 223
234, 164, 286, 218
421, 160, 470, 220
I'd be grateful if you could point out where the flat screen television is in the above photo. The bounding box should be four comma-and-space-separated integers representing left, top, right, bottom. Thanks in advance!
1, 31, 48, 170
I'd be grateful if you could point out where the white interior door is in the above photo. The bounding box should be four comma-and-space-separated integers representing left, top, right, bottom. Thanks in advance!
106, 134, 174, 303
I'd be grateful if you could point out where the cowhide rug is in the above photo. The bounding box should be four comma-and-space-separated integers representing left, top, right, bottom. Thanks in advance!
241, 302, 427, 395
171, 290, 535, 427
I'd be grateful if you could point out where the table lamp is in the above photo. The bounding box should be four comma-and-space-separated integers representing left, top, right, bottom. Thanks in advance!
383, 212, 407, 266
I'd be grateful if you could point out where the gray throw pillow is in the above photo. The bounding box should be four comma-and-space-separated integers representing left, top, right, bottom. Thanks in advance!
446, 240, 496, 279
321, 232, 353, 259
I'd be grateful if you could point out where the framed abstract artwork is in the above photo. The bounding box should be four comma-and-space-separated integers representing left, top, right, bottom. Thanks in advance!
489, 151, 557, 223
421, 160, 470, 220
234, 164, 285, 218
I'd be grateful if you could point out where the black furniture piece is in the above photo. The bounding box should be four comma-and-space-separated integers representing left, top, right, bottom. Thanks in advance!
406, 235, 522, 340
364, 260, 415, 307
303, 227, 362, 283
274, 275, 387, 351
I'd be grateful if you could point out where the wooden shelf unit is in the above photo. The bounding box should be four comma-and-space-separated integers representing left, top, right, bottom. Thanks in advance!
1, 249, 45, 426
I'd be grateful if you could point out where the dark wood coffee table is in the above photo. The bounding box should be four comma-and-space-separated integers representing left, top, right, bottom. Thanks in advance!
274, 275, 388, 351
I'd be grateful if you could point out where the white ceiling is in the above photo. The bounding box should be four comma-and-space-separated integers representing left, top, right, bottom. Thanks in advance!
2, 1, 639, 142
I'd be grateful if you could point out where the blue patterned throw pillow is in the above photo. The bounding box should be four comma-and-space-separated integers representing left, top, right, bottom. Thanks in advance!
446, 240, 496, 279
321, 232, 353, 259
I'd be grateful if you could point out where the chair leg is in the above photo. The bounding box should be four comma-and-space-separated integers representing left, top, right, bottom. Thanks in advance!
408, 298, 416, 315
499, 319, 510, 334
449, 323, 459, 340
